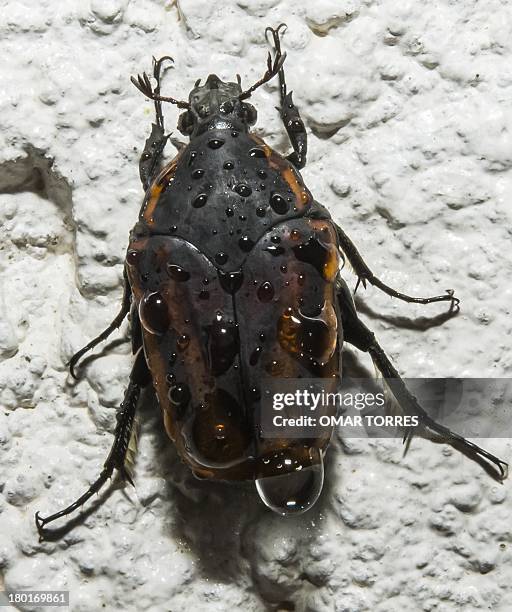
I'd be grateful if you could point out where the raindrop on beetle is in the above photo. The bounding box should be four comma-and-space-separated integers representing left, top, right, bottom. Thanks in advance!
256, 448, 324, 515
192, 193, 208, 208
139, 291, 170, 335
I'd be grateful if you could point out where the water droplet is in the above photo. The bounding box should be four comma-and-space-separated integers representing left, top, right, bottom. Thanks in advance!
208, 138, 225, 149
277, 303, 338, 364
250, 346, 262, 365
126, 249, 141, 266
192, 193, 208, 208
238, 235, 255, 252
188, 151, 197, 166
265, 244, 285, 256
177, 334, 190, 351
214, 423, 226, 440
257, 169, 267, 179
219, 270, 243, 294
167, 264, 190, 282
280, 265, 287, 273
257, 281, 274, 302
215, 252, 228, 265
260, 183, 266, 190
256, 206, 266, 217
271, 235, 281, 243
293, 236, 339, 281
235, 184, 252, 197
191, 169, 205, 179
169, 352, 177, 365
225, 207, 234, 217
169, 383, 191, 407
270, 192, 289, 214
169, 225, 178, 233
231, 131, 239, 137
139, 291, 170, 335
223, 161, 234, 170
208, 312, 239, 376
248, 147, 266, 158
256, 449, 324, 515
259, 332, 266, 342
298, 273, 305, 286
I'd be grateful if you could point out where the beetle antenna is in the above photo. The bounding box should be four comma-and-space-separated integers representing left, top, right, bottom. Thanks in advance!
131, 56, 190, 109
239, 25, 287, 100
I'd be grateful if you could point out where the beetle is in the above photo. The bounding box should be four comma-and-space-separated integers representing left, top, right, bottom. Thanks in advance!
35, 25, 507, 535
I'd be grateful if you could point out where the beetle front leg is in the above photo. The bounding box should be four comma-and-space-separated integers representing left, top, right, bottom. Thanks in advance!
35, 348, 150, 537
138, 56, 173, 191
265, 24, 307, 169
336, 278, 508, 482
335, 224, 460, 310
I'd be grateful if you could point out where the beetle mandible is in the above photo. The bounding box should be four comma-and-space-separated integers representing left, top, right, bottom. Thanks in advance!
35, 24, 507, 535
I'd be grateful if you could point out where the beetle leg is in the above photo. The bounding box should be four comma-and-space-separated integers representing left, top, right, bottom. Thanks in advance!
138, 56, 174, 191
337, 277, 508, 483
265, 24, 307, 169
169, 136, 187, 152
335, 224, 460, 311
69, 268, 131, 379
35, 348, 151, 537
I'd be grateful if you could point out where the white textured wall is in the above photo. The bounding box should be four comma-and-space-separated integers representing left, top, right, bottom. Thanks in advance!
1, 1, 511, 610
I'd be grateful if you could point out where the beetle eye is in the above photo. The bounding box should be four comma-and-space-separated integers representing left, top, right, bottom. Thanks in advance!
239, 103, 257, 125
178, 111, 195, 135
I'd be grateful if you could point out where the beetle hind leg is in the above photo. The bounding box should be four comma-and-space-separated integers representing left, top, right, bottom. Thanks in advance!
337, 277, 508, 483
265, 24, 307, 169
35, 348, 150, 537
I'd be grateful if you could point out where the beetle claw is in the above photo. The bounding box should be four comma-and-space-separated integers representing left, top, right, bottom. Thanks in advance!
354, 276, 367, 294
446, 289, 460, 313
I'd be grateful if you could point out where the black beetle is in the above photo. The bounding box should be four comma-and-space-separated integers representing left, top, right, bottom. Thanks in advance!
35, 24, 507, 535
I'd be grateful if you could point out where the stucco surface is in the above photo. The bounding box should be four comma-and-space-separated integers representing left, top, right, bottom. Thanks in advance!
0, 1, 511, 611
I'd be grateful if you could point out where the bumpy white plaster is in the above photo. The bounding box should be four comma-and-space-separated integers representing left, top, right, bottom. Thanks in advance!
1, 1, 511, 610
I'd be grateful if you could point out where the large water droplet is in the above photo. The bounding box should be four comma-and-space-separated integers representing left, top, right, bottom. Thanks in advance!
207, 312, 239, 376
139, 291, 169, 335
256, 451, 324, 515
293, 236, 339, 281
191, 169, 205, 179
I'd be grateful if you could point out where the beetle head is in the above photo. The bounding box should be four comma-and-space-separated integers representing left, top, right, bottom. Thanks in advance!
178, 74, 257, 137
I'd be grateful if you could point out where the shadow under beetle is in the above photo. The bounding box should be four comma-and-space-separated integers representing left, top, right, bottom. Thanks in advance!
35, 25, 508, 535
